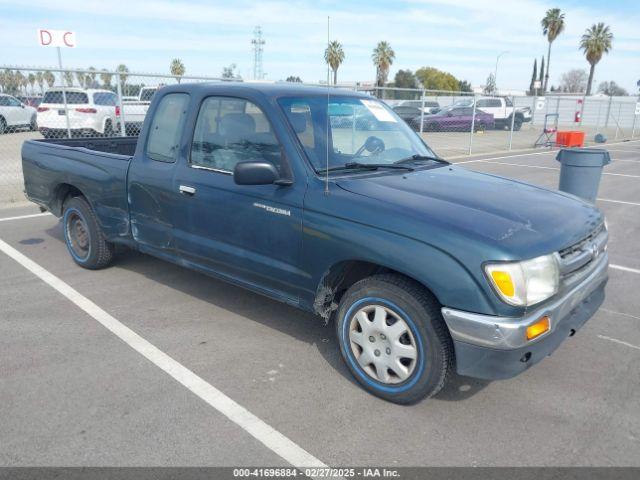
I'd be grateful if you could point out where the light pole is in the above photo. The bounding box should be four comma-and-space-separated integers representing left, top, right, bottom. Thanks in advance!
494, 50, 509, 94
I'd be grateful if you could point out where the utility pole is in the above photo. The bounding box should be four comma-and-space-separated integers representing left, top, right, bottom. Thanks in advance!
251, 26, 265, 80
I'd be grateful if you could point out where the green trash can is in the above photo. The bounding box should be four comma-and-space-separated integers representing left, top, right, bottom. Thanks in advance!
556, 148, 611, 203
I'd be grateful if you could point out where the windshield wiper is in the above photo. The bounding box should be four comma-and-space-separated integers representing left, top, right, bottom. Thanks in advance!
327, 162, 415, 172
394, 154, 448, 165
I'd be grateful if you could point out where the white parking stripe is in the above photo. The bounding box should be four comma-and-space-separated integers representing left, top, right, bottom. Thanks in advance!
601, 308, 640, 321
0, 212, 51, 222
598, 198, 640, 207
597, 335, 640, 351
610, 264, 640, 275
0, 238, 327, 471
474, 160, 640, 178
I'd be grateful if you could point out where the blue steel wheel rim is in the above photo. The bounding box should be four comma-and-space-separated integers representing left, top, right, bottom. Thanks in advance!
342, 297, 425, 393
64, 207, 91, 262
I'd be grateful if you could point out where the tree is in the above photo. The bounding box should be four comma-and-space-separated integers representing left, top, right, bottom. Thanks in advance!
324, 40, 345, 85
458, 80, 472, 92
36, 71, 44, 93
393, 69, 417, 89
539, 56, 545, 85
541, 8, 565, 92
221, 64, 240, 80
483, 73, 496, 95
580, 23, 613, 96
285, 76, 302, 83
528, 59, 538, 95
372, 41, 395, 87
87, 67, 97, 88
75, 71, 86, 88
415, 67, 460, 91
28, 73, 36, 94
170, 58, 185, 83
44, 70, 55, 88
560, 69, 587, 93
15, 71, 25, 94
63, 71, 74, 87
100, 69, 113, 89
116, 64, 129, 92
598, 81, 628, 96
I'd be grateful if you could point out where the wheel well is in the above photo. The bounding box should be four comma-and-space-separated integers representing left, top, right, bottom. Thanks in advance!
313, 260, 440, 321
54, 183, 86, 215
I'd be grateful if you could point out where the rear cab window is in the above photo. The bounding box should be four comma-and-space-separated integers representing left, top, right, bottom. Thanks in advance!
145, 93, 189, 163
42, 91, 88, 104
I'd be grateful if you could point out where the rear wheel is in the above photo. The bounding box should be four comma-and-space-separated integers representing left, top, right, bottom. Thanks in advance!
62, 196, 115, 269
0, 117, 6, 135
513, 117, 523, 131
335, 274, 453, 404
103, 120, 114, 137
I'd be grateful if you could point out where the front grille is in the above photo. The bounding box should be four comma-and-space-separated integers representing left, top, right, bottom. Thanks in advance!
558, 223, 607, 281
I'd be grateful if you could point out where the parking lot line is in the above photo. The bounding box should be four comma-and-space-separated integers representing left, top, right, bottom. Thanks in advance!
598, 198, 640, 207
0, 212, 51, 222
597, 335, 640, 352
610, 264, 640, 275
601, 308, 640, 321
475, 160, 640, 178
0, 237, 327, 471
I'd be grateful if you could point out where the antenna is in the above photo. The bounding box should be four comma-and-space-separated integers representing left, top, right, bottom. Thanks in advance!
251, 26, 265, 80
324, 16, 330, 196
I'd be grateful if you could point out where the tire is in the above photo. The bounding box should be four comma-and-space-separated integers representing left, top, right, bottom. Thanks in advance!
29, 115, 37, 131
335, 274, 454, 404
0, 117, 6, 135
103, 120, 114, 137
62, 196, 115, 269
512, 117, 523, 131
474, 123, 485, 133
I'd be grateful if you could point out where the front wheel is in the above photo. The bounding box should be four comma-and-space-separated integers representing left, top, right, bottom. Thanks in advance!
63, 196, 115, 269
29, 115, 37, 131
335, 274, 453, 404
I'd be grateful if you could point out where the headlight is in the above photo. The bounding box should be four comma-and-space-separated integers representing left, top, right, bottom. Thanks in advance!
485, 254, 559, 306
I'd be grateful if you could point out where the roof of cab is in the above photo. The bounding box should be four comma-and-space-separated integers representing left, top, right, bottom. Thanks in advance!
160, 81, 372, 99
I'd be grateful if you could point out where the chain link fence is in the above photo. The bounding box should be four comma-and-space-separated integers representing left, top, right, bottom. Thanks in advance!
1, 66, 638, 205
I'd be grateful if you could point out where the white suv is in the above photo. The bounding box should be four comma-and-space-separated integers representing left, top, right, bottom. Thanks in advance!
0, 94, 38, 134
37, 88, 120, 138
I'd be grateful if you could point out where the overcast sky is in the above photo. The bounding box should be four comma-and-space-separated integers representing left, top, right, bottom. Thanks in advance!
0, 0, 638, 92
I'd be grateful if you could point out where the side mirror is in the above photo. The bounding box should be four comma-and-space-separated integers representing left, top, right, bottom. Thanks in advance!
234, 161, 285, 186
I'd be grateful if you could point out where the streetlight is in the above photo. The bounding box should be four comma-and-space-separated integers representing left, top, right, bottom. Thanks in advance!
494, 50, 509, 94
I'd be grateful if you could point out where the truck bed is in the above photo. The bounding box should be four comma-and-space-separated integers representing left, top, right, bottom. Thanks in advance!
21, 137, 135, 240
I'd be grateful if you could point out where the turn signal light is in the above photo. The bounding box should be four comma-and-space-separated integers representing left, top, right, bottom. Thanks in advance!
75, 108, 97, 113
490, 270, 515, 297
526, 316, 550, 341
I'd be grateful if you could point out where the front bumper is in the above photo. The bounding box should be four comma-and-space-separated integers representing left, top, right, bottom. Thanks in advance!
441, 253, 608, 380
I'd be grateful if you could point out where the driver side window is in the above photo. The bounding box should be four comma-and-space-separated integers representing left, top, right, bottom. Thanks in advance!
191, 96, 281, 173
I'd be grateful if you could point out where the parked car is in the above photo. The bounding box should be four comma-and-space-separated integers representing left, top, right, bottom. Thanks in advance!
453, 97, 531, 130
22, 83, 608, 404
411, 106, 494, 132
121, 86, 160, 135
392, 105, 422, 123
399, 99, 440, 114
0, 93, 38, 134
37, 88, 120, 138
17, 95, 43, 108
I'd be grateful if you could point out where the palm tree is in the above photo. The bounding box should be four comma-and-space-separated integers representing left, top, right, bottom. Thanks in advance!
100, 69, 113, 89
372, 41, 395, 87
36, 71, 44, 93
87, 67, 97, 88
63, 71, 74, 87
580, 23, 613, 95
324, 40, 345, 85
43, 70, 55, 89
116, 64, 129, 93
170, 58, 185, 83
541, 8, 565, 93
28, 73, 36, 94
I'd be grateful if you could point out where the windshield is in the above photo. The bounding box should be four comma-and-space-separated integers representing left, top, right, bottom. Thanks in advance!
278, 95, 437, 172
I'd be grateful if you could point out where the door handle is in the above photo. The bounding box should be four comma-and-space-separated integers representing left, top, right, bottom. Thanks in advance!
179, 185, 196, 196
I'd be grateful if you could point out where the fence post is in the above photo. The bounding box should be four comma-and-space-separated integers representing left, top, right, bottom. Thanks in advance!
614, 102, 621, 140
468, 93, 477, 155
508, 95, 516, 150
56, 52, 72, 138
604, 95, 612, 128
419, 89, 425, 135
632, 106, 638, 139
531, 95, 537, 125
115, 73, 126, 137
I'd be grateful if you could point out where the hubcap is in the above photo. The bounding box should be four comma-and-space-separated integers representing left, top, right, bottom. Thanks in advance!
66, 212, 90, 259
348, 304, 418, 384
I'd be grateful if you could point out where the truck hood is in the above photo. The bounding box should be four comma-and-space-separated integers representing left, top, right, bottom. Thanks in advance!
336, 165, 603, 258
